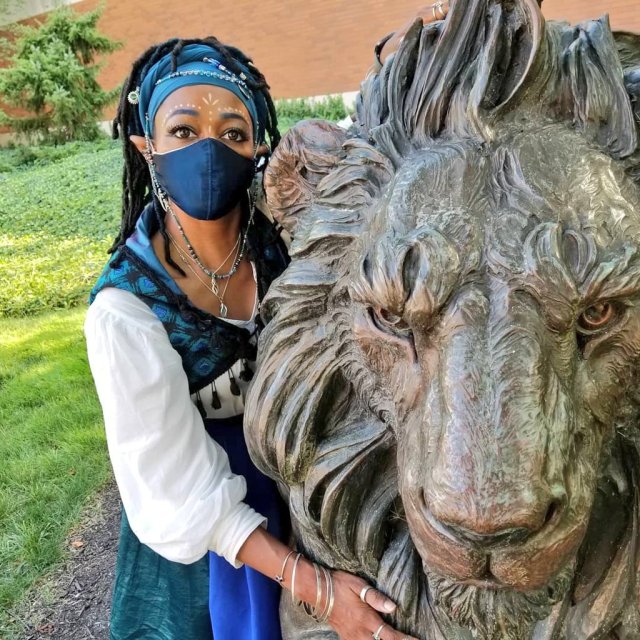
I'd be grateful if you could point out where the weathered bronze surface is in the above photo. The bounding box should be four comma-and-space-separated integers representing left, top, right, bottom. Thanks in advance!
245, 1, 640, 637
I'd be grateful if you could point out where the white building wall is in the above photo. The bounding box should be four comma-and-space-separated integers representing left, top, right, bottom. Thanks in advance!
1, 0, 83, 27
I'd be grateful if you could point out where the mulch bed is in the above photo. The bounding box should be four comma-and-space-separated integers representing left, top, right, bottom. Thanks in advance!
11, 481, 120, 640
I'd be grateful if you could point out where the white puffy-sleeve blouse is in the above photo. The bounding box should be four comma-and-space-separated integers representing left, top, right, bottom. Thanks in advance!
84, 287, 265, 567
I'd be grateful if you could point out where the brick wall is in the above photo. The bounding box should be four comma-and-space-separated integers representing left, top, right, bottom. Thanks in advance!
4, 0, 640, 121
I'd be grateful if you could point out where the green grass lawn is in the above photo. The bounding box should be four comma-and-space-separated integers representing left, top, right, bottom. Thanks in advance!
0, 308, 109, 634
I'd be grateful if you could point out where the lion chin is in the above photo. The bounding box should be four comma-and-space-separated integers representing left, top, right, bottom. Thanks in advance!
427, 567, 573, 640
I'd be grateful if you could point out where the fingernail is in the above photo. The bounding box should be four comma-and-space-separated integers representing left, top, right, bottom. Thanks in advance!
384, 600, 396, 612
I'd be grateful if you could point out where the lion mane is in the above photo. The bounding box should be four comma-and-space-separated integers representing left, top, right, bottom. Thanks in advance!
245, 1, 640, 638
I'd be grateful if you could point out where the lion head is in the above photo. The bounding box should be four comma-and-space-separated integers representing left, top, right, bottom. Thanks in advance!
245, 1, 640, 638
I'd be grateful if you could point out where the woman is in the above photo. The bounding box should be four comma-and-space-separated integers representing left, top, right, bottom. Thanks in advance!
85, 37, 418, 640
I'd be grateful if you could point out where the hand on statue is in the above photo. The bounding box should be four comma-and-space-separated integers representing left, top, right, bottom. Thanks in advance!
327, 570, 420, 640
236, 528, 421, 640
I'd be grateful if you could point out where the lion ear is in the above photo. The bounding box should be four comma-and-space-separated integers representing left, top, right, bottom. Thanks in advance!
264, 119, 349, 236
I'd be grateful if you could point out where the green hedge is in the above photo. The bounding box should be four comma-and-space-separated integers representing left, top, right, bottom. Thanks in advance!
0, 140, 121, 317
275, 95, 349, 131
0, 138, 116, 173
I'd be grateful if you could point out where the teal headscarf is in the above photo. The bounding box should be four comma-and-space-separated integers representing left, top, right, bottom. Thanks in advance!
137, 44, 265, 142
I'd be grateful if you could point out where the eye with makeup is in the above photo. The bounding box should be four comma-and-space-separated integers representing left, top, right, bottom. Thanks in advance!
220, 127, 249, 143
167, 123, 197, 140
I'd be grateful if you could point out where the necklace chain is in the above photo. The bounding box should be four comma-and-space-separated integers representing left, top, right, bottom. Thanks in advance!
168, 233, 238, 318
169, 207, 249, 281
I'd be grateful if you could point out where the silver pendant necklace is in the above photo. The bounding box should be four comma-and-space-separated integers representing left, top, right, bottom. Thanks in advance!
168, 233, 238, 318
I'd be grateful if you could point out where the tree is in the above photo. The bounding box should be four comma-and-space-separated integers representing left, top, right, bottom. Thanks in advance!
0, 6, 121, 144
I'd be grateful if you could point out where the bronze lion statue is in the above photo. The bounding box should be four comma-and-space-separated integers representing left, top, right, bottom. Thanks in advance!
245, 0, 640, 638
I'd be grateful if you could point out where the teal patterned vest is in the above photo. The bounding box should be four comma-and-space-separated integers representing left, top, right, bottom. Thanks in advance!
89, 204, 289, 393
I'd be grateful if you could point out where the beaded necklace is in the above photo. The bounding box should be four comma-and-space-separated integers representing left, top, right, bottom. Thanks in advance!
168, 201, 251, 283
168, 233, 237, 317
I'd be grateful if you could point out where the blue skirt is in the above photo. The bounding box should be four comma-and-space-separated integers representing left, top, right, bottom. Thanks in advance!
109, 414, 288, 640
206, 415, 288, 640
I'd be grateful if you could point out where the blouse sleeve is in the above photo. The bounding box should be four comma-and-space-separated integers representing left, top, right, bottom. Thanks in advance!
84, 287, 266, 566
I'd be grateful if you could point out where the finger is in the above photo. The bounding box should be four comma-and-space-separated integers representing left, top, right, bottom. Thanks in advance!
364, 588, 397, 614
380, 625, 420, 640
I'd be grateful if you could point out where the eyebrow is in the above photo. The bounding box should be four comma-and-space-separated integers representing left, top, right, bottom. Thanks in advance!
166, 108, 199, 118
219, 112, 250, 125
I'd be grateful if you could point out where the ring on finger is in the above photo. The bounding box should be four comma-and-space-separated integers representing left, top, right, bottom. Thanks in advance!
360, 585, 374, 604
373, 624, 387, 640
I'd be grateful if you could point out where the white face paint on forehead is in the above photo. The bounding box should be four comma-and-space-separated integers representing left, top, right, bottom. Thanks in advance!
202, 93, 219, 107
217, 106, 245, 116
161, 103, 199, 127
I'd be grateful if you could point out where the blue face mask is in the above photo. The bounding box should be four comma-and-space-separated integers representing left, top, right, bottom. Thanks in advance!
152, 137, 256, 221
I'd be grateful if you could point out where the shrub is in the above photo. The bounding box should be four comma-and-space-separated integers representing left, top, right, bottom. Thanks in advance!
0, 138, 113, 173
0, 7, 121, 144
0, 140, 121, 317
275, 95, 350, 130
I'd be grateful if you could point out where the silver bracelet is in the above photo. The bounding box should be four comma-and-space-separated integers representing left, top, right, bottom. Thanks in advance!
275, 550, 296, 585
302, 562, 323, 620
315, 566, 329, 622
290, 553, 303, 606
312, 562, 322, 614
320, 567, 335, 622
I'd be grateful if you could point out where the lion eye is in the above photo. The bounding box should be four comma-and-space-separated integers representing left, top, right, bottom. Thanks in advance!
577, 302, 619, 335
371, 307, 411, 336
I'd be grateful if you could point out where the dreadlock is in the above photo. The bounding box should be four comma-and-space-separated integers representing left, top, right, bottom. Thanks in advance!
109, 36, 281, 264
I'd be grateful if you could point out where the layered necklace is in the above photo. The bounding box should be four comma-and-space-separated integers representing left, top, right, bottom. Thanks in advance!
168, 231, 241, 318
168, 201, 251, 288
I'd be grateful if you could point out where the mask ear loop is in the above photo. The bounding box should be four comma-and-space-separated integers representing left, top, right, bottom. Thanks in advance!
143, 114, 171, 213
253, 131, 271, 179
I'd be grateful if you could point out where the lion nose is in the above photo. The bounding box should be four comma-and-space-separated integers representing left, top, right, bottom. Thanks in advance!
425, 487, 565, 549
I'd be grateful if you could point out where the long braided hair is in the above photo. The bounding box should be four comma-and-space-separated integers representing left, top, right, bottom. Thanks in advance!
110, 36, 281, 264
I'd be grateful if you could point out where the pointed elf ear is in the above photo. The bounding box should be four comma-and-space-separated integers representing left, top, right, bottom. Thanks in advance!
264, 119, 349, 237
